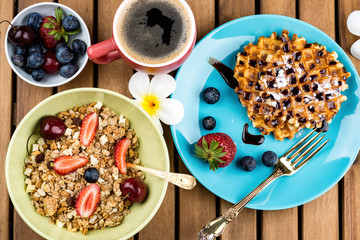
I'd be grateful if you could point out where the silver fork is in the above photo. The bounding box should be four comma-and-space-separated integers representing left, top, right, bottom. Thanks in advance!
198, 129, 329, 240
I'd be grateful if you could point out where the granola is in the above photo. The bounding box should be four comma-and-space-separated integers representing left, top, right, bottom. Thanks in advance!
24, 102, 144, 234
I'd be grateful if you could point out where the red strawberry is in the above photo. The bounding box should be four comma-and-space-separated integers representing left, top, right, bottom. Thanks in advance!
194, 133, 237, 171
75, 184, 100, 217
114, 138, 131, 175
38, 8, 80, 49
80, 112, 98, 147
53, 156, 89, 175
39, 16, 59, 49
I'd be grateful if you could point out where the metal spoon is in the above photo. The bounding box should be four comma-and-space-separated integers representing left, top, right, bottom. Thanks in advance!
127, 162, 196, 190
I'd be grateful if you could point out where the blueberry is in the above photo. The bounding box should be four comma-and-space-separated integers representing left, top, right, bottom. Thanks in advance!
261, 151, 278, 167
60, 63, 78, 78
14, 46, 26, 56
56, 42, 67, 52
62, 15, 80, 31
27, 12, 43, 30
56, 46, 74, 64
31, 68, 45, 81
239, 156, 257, 172
23, 65, 33, 74
202, 87, 220, 104
202, 116, 216, 130
72, 39, 87, 54
84, 167, 99, 183
27, 52, 44, 68
27, 44, 42, 55
12, 55, 25, 67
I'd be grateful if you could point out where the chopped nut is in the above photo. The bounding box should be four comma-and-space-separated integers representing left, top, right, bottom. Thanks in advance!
43, 196, 58, 216
32, 144, 39, 152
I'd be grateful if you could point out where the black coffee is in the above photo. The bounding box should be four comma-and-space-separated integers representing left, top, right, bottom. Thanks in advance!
117, 0, 192, 64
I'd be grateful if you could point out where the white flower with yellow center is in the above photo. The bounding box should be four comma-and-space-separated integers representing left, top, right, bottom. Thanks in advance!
129, 72, 184, 134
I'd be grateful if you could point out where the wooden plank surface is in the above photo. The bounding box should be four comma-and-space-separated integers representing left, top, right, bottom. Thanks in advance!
339, 0, 360, 239
218, 1, 257, 239
178, 1, 216, 239
97, 0, 133, 95
13, 0, 53, 239
0, 0, 14, 239
259, 1, 298, 240
299, 0, 340, 239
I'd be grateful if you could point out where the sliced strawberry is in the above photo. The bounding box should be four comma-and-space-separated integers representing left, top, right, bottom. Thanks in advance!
114, 138, 131, 175
75, 184, 100, 218
80, 112, 98, 147
53, 156, 88, 175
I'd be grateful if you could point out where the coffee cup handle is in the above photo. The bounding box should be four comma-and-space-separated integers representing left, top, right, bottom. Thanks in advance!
87, 38, 121, 64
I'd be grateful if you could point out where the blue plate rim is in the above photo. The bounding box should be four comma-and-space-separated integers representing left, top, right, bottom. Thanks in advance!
170, 14, 360, 210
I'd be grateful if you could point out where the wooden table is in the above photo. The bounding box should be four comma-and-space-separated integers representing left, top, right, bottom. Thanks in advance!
1, 0, 359, 239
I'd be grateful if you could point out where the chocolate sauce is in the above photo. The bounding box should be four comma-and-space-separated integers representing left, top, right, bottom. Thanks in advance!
316, 119, 329, 132
242, 123, 265, 145
208, 57, 238, 89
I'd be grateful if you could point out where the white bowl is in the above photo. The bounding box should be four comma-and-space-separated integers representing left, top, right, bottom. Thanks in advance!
4, 2, 91, 87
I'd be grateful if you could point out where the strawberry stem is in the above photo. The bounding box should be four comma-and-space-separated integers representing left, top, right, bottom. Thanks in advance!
0, 20, 16, 31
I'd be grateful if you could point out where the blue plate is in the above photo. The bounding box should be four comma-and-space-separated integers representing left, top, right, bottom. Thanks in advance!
170, 15, 360, 210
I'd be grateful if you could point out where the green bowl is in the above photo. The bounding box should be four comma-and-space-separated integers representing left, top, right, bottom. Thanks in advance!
6, 88, 169, 240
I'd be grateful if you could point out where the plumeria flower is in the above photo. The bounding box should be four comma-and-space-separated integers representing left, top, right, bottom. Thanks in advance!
347, 11, 360, 59
129, 72, 184, 134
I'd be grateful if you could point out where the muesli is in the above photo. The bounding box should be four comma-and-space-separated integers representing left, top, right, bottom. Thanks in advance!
24, 102, 145, 235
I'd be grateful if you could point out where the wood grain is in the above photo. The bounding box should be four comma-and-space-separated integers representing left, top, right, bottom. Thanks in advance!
259, 1, 298, 240
217, 1, 257, 239
97, 0, 133, 95
13, 0, 53, 239
338, 0, 360, 239
260, 0, 296, 16
299, 1, 339, 239
177, 1, 216, 239
57, 0, 94, 91
0, 0, 14, 239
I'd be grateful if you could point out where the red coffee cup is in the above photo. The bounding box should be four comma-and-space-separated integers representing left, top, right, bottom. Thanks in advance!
87, 0, 196, 74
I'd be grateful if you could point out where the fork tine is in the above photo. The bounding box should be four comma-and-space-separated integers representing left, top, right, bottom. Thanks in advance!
291, 135, 325, 166
282, 129, 317, 158
295, 139, 330, 170
288, 131, 322, 162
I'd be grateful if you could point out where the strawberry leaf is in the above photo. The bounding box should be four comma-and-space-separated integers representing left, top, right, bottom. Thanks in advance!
65, 29, 80, 35
55, 7, 63, 23
46, 17, 56, 24
48, 30, 57, 36
209, 140, 219, 151
43, 23, 54, 29
54, 32, 61, 42
202, 138, 208, 150
63, 34, 69, 42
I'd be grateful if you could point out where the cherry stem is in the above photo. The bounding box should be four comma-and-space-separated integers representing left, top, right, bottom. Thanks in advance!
26, 129, 39, 156
0, 20, 16, 31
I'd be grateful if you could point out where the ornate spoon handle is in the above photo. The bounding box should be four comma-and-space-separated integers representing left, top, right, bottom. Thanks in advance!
127, 163, 197, 190
198, 169, 283, 240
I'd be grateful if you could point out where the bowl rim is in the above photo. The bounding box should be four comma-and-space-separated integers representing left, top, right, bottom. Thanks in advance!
5, 87, 170, 240
4, 2, 91, 88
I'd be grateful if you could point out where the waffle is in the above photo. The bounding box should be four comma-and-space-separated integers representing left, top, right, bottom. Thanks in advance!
234, 30, 350, 140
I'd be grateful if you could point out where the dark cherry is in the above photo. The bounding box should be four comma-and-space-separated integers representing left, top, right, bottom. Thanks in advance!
1, 21, 36, 47
42, 51, 61, 74
39, 116, 66, 139
120, 177, 148, 203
